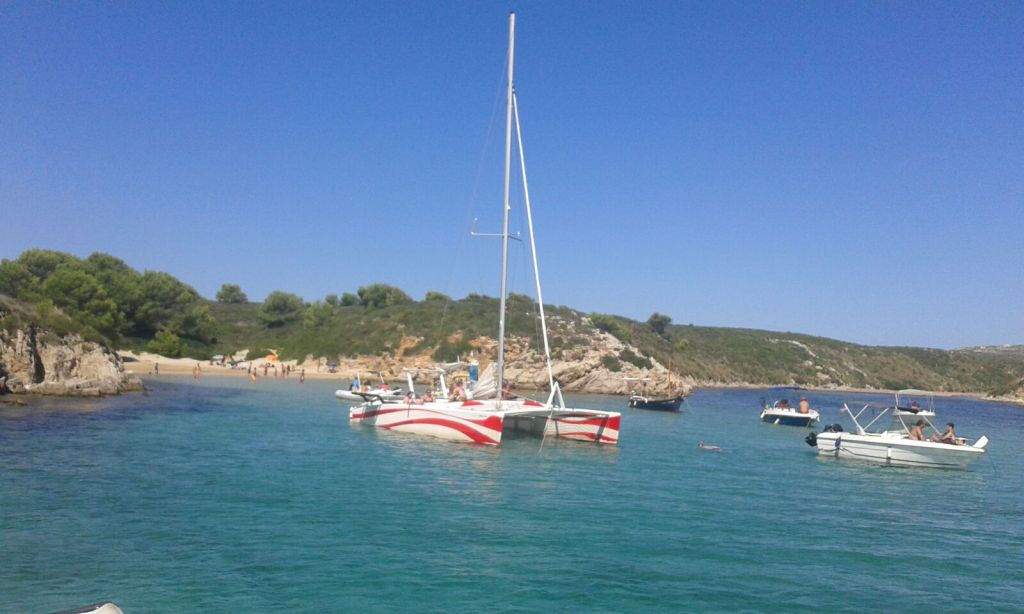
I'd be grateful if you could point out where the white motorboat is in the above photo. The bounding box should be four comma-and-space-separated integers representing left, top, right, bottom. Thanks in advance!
334, 387, 405, 403
759, 387, 820, 427
334, 373, 406, 403
806, 402, 988, 469
346, 13, 621, 446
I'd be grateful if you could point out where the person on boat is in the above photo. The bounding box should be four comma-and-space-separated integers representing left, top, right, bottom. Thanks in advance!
698, 441, 721, 452
421, 390, 435, 403
799, 396, 811, 414
909, 419, 927, 441
931, 422, 956, 444
448, 380, 466, 402
404, 391, 414, 404
501, 383, 514, 400
910, 400, 921, 413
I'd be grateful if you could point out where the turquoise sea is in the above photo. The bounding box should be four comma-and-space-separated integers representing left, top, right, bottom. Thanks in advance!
2, 377, 1022, 612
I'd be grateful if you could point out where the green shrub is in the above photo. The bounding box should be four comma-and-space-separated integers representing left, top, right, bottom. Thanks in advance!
619, 348, 652, 369
147, 329, 183, 357
358, 284, 413, 309
216, 283, 248, 303
260, 291, 305, 326
647, 312, 672, 336
601, 355, 622, 372
433, 337, 472, 362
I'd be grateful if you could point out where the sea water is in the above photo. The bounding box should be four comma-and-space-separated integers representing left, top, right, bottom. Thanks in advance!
1, 377, 1022, 612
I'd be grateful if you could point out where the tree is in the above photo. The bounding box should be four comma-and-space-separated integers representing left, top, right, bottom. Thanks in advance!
176, 304, 217, 342
0, 260, 39, 298
647, 312, 672, 337
216, 283, 248, 303
134, 271, 200, 333
340, 292, 359, 306
41, 264, 124, 338
324, 294, 339, 307
357, 284, 412, 309
303, 300, 335, 329
16, 249, 77, 281
424, 291, 451, 302
260, 291, 305, 326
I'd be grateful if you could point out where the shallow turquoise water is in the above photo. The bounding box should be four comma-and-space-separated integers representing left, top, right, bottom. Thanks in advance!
2, 377, 1022, 612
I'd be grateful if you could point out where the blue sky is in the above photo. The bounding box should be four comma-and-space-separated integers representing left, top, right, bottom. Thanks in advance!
2, 1, 1021, 349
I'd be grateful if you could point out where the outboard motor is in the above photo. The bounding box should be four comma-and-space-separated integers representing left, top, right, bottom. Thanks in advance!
805, 432, 817, 447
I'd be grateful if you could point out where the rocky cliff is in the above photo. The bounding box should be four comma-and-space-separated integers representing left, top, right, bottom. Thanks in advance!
294, 326, 693, 397
0, 326, 143, 396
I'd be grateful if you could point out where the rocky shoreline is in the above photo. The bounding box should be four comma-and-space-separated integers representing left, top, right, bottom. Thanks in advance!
0, 327, 143, 397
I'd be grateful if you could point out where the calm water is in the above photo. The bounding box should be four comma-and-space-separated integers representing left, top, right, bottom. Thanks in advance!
2, 377, 1022, 612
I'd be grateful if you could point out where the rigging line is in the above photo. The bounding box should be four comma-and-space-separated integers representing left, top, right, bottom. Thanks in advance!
435, 48, 511, 339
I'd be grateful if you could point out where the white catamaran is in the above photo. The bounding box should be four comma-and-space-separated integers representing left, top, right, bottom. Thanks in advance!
346, 13, 621, 446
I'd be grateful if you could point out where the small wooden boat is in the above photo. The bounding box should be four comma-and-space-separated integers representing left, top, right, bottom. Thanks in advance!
625, 377, 685, 412
628, 394, 684, 411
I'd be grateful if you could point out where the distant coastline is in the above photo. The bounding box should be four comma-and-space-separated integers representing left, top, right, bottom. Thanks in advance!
122, 351, 1024, 408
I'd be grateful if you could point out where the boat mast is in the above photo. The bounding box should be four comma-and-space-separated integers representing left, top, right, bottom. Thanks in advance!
496, 12, 515, 403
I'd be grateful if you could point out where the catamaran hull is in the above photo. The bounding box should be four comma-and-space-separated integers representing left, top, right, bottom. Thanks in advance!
349, 402, 620, 446
814, 432, 986, 469
760, 408, 820, 427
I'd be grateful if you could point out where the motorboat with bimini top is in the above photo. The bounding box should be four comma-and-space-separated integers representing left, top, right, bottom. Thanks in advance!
806, 401, 988, 469
334, 373, 406, 403
346, 13, 620, 446
759, 387, 820, 427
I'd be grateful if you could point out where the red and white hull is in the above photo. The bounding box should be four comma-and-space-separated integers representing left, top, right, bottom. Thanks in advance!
349, 399, 620, 446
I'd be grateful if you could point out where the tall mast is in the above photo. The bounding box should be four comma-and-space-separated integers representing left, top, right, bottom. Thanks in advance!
496, 11, 515, 402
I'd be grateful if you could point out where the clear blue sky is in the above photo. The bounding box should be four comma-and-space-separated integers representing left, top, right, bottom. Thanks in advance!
2, 1, 1021, 349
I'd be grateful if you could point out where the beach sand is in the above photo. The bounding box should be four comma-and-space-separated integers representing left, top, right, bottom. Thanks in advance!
119, 351, 356, 382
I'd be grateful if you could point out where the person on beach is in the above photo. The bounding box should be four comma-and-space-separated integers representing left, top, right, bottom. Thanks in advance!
154, 362, 159, 375
250, 371, 257, 382
931, 422, 956, 444
909, 419, 927, 441
799, 396, 810, 414
299, 369, 305, 384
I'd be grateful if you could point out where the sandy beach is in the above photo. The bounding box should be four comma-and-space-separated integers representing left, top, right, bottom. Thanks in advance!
119, 351, 360, 383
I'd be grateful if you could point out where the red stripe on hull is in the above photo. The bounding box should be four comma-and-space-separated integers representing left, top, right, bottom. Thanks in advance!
352, 407, 503, 431
385, 417, 501, 445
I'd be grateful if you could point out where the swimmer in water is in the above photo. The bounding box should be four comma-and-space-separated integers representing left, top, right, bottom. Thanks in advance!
698, 441, 722, 452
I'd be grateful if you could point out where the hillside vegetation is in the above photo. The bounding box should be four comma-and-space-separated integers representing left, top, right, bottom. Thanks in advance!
2, 249, 1021, 395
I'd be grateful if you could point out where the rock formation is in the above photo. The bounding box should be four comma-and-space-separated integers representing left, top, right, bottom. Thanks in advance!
0, 326, 143, 396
